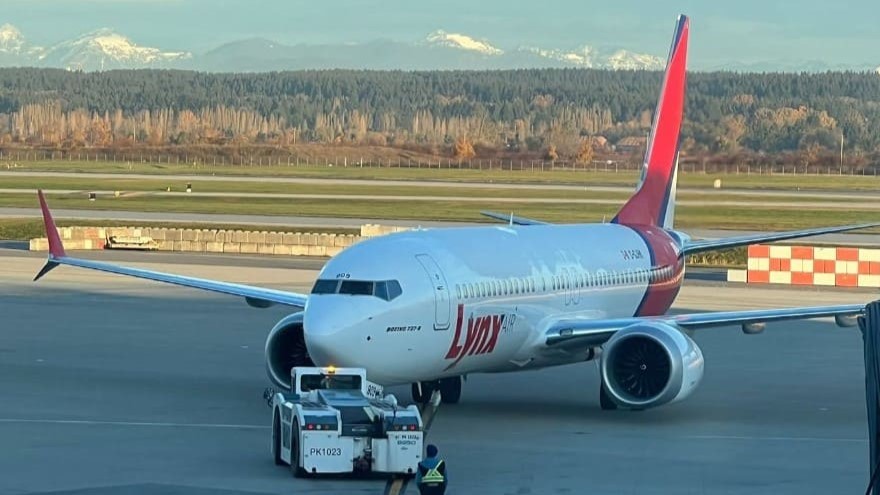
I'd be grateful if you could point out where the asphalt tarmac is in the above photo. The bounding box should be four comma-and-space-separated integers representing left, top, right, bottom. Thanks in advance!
0, 251, 873, 494
3, 188, 877, 211
5, 170, 880, 200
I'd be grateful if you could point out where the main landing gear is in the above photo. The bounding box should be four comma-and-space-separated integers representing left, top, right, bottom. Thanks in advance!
412, 376, 462, 404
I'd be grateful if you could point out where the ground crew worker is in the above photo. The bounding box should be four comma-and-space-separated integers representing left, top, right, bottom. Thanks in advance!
415, 444, 447, 495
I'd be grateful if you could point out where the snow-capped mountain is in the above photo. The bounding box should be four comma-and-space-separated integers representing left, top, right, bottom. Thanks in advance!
0, 24, 190, 70
425, 30, 504, 56
194, 32, 664, 72
0, 23, 45, 64
0, 23, 868, 73
520, 45, 664, 70
605, 50, 665, 70
0, 24, 25, 53
421, 31, 662, 69
40, 29, 190, 70
0, 23, 664, 71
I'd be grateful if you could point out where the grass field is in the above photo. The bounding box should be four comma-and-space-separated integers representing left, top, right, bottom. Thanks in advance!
1, 192, 876, 232
0, 160, 872, 235
3, 159, 880, 191
0, 218, 356, 241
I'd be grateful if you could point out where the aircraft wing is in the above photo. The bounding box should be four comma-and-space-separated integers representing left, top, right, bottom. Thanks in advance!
480, 210, 550, 226
681, 223, 880, 255
32, 191, 308, 310
544, 304, 866, 349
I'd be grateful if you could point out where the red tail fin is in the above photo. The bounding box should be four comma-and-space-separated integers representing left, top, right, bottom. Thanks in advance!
613, 15, 689, 228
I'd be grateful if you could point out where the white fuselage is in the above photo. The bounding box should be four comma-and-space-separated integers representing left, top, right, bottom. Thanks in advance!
302, 223, 684, 385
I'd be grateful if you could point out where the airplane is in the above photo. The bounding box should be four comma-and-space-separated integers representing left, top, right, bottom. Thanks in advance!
33, 14, 879, 411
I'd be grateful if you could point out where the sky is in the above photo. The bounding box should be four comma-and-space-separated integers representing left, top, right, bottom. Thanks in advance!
4, 0, 880, 68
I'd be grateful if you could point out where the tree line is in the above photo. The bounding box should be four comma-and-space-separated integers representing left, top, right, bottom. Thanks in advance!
0, 68, 878, 162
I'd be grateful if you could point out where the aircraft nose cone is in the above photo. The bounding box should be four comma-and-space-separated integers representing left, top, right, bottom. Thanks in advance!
303, 300, 363, 368
304, 331, 340, 368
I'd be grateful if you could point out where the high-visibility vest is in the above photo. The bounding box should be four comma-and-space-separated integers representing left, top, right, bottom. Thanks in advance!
419, 460, 446, 484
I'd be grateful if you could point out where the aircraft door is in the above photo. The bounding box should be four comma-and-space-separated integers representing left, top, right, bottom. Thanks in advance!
415, 254, 451, 330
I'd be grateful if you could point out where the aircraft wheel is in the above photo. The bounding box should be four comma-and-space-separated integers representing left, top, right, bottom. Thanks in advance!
411, 381, 437, 404
439, 377, 462, 404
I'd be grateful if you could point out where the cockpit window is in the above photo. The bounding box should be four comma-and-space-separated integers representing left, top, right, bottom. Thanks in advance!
312, 279, 340, 294
387, 280, 402, 300
340, 280, 374, 295
312, 278, 403, 301
375, 280, 402, 301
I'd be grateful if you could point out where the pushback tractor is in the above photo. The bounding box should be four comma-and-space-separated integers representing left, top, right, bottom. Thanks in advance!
268, 366, 424, 477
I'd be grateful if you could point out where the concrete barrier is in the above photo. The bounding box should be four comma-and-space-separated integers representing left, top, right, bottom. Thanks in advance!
360, 224, 410, 238
29, 224, 403, 258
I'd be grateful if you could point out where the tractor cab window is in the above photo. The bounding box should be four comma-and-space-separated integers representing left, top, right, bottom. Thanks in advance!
300, 373, 362, 392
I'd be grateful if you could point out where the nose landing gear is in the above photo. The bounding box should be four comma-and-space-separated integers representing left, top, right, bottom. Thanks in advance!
411, 376, 462, 404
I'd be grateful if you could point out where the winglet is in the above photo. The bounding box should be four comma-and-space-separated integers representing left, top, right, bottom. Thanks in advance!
34, 190, 65, 281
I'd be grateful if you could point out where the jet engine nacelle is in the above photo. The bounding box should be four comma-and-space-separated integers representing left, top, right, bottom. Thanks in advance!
600, 321, 704, 409
264, 312, 314, 390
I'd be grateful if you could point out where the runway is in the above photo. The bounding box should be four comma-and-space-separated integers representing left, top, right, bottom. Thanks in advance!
0, 251, 872, 494
5, 170, 880, 200
0, 188, 874, 210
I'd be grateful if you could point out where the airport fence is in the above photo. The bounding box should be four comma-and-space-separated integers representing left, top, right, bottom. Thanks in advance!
0, 149, 879, 176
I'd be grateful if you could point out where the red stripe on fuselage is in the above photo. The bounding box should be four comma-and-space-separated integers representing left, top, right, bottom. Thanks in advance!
631, 225, 684, 316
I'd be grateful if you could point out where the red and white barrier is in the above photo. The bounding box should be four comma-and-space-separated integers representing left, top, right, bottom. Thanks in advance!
729, 245, 880, 288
